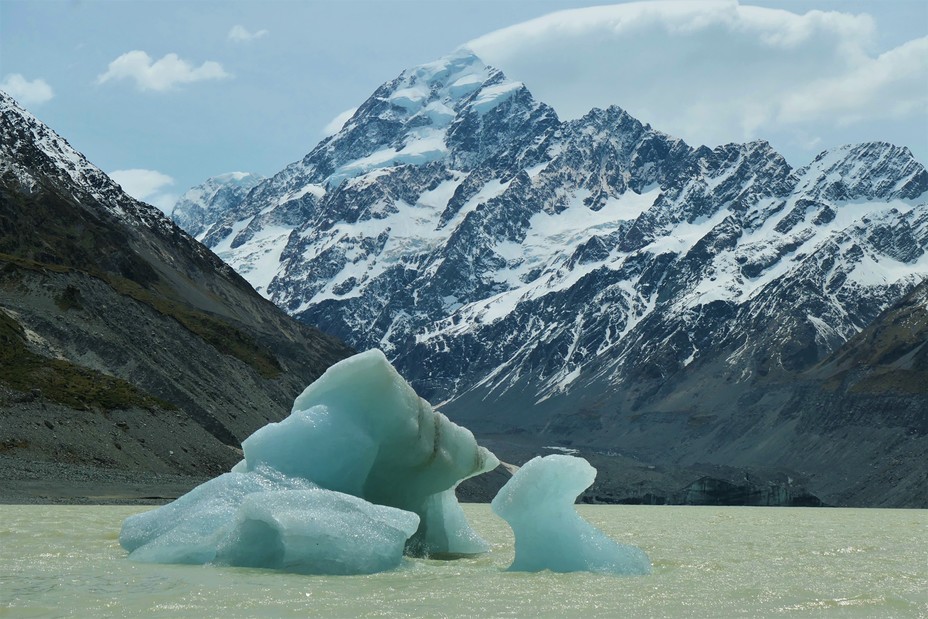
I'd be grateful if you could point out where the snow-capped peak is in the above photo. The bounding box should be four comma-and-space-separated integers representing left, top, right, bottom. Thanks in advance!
316, 50, 534, 187
1, 91, 120, 207
386, 48, 497, 112
215, 171, 261, 184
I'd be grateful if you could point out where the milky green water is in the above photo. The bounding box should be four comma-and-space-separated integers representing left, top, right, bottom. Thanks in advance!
1, 504, 925, 618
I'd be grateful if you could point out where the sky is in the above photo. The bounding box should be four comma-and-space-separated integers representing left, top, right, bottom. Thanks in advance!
1, 0, 926, 213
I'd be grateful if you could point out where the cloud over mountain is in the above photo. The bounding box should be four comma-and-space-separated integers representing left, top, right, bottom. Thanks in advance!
467, 1, 927, 161
109, 168, 177, 213
0, 74, 54, 105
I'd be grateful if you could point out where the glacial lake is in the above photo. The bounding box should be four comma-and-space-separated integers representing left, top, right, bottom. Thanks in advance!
1, 504, 925, 618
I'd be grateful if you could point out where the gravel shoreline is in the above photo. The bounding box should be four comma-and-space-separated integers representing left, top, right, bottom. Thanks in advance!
0, 456, 209, 505
0, 455, 507, 505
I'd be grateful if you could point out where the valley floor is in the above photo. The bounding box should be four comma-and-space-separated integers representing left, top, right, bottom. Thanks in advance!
0, 456, 209, 505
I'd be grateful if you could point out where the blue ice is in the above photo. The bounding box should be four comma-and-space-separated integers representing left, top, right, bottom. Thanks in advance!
240, 349, 498, 555
491, 455, 652, 575
120, 350, 497, 574
121, 466, 418, 574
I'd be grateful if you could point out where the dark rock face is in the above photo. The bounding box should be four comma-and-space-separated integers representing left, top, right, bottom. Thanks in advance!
0, 91, 353, 489
175, 51, 926, 506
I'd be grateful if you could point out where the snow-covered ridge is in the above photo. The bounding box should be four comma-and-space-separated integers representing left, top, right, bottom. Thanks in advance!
0, 90, 172, 231
1, 91, 115, 204
171, 50, 928, 411
791, 142, 926, 202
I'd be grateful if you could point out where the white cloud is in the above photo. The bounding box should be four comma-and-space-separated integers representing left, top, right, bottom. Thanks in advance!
146, 192, 180, 214
97, 51, 230, 92
779, 36, 928, 126
109, 168, 177, 214
322, 107, 358, 136
228, 25, 269, 42
1, 74, 54, 105
466, 1, 927, 160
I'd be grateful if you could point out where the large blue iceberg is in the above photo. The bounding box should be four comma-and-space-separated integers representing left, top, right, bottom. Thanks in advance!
120, 350, 498, 573
121, 466, 419, 574
491, 455, 651, 575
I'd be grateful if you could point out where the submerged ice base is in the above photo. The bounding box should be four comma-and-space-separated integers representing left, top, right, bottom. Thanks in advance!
120, 350, 497, 574
121, 467, 419, 574
491, 455, 651, 575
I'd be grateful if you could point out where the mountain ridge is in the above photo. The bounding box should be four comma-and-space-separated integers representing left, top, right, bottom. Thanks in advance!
0, 91, 353, 501
168, 51, 927, 506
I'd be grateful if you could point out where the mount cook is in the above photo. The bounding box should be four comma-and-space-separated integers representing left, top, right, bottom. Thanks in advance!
174, 50, 926, 507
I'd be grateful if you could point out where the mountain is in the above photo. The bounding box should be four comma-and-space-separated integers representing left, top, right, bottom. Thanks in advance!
175, 51, 927, 506
0, 92, 352, 501
790, 279, 927, 507
170, 172, 264, 240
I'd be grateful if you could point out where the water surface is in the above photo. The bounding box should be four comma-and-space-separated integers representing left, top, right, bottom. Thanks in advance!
2, 505, 925, 617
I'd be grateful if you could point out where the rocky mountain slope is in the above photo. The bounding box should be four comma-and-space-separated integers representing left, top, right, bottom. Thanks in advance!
0, 92, 352, 500
175, 50, 927, 506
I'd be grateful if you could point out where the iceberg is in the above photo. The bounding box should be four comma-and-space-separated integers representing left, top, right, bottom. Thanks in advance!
121, 467, 419, 574
120, 350, 498, 573
240, 349, 498, 555
491, 455, 651, 575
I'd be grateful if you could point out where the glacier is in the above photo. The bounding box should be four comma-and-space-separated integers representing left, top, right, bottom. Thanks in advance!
492, 455, 651, 575
120, 349, 498, 573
